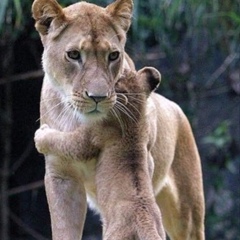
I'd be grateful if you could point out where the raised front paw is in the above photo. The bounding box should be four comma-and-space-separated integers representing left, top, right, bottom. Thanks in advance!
34, 124, 57, 154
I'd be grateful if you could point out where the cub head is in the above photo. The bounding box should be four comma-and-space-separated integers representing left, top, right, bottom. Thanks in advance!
32, 0, 133, 122
116, 67, 161, 97
112, 67, 160, 125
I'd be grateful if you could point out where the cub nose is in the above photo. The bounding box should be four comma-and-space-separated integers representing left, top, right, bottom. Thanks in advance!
86, 91, 108, 103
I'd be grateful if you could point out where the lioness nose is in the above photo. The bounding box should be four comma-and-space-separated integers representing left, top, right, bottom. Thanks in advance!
86, 92, 108, 103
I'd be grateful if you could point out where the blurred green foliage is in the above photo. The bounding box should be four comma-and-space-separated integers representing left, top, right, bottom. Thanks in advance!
132, 0, 240, 53
203, 121, 231, 150
203, 121, 239, 239
1, 0, 239, 52
0, 0, 239, 239
0, 0, 23, 39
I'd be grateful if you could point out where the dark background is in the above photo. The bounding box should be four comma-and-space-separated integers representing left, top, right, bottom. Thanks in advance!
0, 0, 239, 239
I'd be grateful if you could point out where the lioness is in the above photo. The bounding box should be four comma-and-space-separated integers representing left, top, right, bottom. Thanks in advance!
32, 0, 205, 239
35, 67, 166, 239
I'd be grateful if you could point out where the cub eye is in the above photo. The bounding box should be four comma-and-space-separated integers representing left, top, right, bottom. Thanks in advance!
108, 51, 120, 61
67, 50, 81, 61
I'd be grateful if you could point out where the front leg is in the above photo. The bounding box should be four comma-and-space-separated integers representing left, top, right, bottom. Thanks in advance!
44, 155, 87, 240
34, 124, 98, 160
96, 143, 166, 240
34, 124, 76, 158
34, 125, 90, 239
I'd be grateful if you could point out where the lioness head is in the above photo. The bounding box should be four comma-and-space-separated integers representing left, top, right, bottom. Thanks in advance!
32, 0, 135, 122
32, 0, 160, 124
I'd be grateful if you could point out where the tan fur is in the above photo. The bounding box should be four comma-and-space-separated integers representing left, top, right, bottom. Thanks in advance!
32, 0, 205, 239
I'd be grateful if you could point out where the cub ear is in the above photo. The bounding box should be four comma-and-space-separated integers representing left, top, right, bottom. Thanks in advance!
137, 67, 161, 95
32, 0, 66, 36
106, 0, 133, 32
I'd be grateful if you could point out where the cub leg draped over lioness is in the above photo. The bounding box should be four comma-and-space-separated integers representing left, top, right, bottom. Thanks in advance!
35, 67, 166, 239
32, 0, 205, 239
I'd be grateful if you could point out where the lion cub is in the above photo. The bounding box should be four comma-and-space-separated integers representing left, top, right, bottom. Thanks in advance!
35, 67, 165, 239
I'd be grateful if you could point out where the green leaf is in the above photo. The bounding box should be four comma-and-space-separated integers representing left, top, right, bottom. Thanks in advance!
13, 0, 22, 28
202, 121, 232, 149
0, 0, 8, 31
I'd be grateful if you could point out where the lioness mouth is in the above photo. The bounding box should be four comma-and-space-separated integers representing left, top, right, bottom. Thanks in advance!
88, 109, 101, 114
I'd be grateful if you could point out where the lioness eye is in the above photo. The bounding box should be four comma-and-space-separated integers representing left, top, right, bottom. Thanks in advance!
67, 50, 81, 61
108, 51, 120, 61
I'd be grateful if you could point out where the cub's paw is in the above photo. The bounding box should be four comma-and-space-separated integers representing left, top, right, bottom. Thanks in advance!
34, 124, 57, 154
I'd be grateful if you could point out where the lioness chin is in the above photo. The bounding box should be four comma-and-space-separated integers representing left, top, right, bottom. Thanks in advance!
32, 0, 205, 239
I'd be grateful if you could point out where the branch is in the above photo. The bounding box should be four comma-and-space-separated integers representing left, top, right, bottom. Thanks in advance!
206, 53, 238, 88
200, 86, 231, 98
0, 83, 12, 240
10, 140, 34, 174
7, 180, 44, 197
0, 70, 43, 85
9, 211, 49, 240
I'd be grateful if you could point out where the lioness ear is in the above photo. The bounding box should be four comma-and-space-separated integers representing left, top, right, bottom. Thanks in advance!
106, 0, 133, 32
138, 67, 161, 95
32, 0, 66, 36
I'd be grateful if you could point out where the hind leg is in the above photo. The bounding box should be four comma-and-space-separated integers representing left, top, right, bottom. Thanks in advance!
155, 176, 205, 240
154, 114, 205, 240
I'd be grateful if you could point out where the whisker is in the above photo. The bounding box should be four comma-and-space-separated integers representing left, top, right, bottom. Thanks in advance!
116, 92, 145, 124
115, 101, 137, 123
121, 93, 145, 96
39, 97, 62, 102
55, 103, 72, 129
110, 108, 125, 135
71, 104, 80, 125
125, 100, 141, 116
54, 104, 68, 122
36, 101, 63, 122
61, 102, 79, 130
128, 96, 145, 104
117, 93, 146, 104
117, 103, 136, 122
116, 93, 128, 105
119, 92, 145, 96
